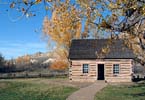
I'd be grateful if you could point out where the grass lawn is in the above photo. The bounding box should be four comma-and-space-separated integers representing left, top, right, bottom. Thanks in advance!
0, 79, 77, 100
95, 81, 145, 100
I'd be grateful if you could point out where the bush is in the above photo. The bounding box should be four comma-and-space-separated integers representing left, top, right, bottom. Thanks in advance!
50, 60, 68, 71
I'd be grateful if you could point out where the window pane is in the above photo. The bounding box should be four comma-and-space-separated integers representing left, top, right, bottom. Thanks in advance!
83, 64, 89, 73
113, 64, 119, 74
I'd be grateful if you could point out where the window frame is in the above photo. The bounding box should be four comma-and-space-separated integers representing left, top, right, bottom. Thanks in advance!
113, 64, 120, 74
82, 64, 89, 73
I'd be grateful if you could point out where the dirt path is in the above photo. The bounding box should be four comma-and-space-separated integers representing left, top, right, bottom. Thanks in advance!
66, 81, 107, 100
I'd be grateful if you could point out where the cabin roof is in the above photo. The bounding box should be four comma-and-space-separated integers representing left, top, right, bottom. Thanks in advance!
69, 39, 135, 59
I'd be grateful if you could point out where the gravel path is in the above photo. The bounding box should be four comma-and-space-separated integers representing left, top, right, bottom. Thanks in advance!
66, 81, 107, 100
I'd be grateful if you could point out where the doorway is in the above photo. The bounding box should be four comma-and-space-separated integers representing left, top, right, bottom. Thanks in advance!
98, 64, 104, 80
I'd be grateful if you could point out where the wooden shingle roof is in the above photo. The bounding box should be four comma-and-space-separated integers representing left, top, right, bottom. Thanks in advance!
69, 39, 135, 59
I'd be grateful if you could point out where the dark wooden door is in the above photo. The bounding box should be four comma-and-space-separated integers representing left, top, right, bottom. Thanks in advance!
98, 64, 104, 80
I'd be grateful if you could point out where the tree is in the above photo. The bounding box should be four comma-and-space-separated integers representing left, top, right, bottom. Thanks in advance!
0, 53, 5, 67
50, 60, 68, 71
76, 0, 145, 65
42, 0, 82, 70
3, 0, 145, 65
43, 0, 81, 53
16, 55, 30, 65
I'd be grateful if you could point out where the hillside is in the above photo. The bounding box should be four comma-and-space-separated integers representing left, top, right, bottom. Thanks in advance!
1, 52, 57, 73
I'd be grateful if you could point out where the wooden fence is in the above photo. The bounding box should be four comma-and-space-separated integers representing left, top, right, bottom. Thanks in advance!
0, 72, 68, 79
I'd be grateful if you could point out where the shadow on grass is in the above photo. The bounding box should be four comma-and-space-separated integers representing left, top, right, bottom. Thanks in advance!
127, 83, 145, 88
124, 92, 145, 98
133, 92, 145, 97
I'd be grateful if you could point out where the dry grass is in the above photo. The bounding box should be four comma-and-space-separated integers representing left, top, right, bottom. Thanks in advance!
0, 78, 93, 88
0, 78, 79, 100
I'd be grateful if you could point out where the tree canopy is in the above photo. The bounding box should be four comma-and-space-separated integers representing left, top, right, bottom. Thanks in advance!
2, 0, 145, 65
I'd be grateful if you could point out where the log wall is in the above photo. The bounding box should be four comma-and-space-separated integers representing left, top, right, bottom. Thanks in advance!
70, 59, 133, 82
69, 60, 97, 82
104, 59, 133, 82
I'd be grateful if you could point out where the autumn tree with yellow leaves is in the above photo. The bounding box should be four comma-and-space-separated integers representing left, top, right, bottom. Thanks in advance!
76, 0, 145, 65
16, 55, 31, 65
4, 0, 145, 66
42, 1, 82, 70
43, 1, 82, 52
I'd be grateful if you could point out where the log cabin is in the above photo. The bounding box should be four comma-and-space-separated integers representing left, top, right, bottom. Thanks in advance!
69, 39, 135, 82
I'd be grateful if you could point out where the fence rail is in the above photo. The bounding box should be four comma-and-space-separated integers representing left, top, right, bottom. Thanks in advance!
0, 73, 68, 79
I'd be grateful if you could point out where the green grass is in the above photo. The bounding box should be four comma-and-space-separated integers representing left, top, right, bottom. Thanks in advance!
95, 82, 145, 100
0, 80, 77, 100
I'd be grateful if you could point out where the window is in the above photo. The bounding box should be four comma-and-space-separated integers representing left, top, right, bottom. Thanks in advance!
83, 64, 89, 73
113, 64, 120, 74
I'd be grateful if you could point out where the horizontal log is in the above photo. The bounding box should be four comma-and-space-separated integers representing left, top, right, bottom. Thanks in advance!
71, 76, 96, 79
105, 69, 112, 71
90, 65, 96, 66
105, 64, 113, 66
71, 69, 82, 71
106, 77, 131, 79
105, 72, 113, 74
120, 69, 131, 71
71, 68, 82, 70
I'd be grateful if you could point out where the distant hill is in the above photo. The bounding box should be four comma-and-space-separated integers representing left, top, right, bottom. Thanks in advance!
1, 52, 58, 73
15, 51, 56, 65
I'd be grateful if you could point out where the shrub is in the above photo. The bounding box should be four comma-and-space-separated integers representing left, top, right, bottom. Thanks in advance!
50, 60, 68, 71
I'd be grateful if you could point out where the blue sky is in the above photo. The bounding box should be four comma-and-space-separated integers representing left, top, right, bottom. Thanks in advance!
0, 1, 113, 59
0, 2, 51, 59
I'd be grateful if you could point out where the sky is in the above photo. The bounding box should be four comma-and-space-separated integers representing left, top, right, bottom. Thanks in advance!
0, 1, 113, 59
0, 2, 51, 59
